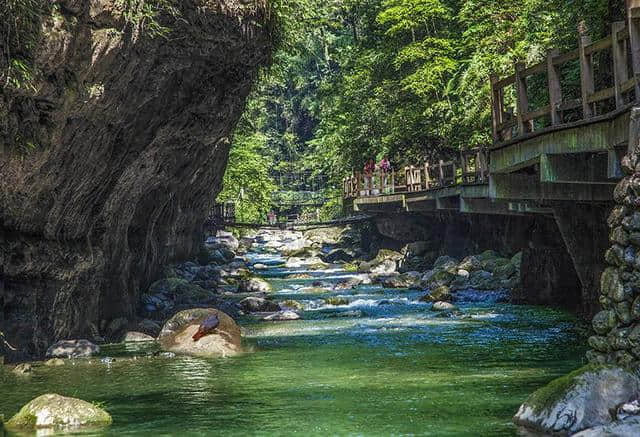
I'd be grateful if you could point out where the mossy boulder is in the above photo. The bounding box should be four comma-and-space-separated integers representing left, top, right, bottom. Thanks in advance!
325, 297, 349, 306
514, 365, 640, 434
281, 300, 304, 310
422, 270, 454, 288
420, 285, 451, 302
6, 394, 111, 432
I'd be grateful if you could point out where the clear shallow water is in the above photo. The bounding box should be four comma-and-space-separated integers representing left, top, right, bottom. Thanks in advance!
0, 246, 586, 436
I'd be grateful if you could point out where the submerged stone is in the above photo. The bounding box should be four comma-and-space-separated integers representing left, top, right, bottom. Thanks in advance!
46, 340, 100, 358
6, 394, 111, 431
262, 311, 301, 321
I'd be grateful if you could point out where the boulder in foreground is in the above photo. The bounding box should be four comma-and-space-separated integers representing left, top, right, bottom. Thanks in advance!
46, 340, 100, 358
514, 365, 640, 434
6, 394, 111, 431
158, 308, 242, 358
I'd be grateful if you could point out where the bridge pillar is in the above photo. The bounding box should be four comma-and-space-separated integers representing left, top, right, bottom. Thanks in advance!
587, 107, 640, 365
553, 205, 610, 316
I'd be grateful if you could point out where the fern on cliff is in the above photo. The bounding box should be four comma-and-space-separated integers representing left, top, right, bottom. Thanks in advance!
0, 0, 47, 90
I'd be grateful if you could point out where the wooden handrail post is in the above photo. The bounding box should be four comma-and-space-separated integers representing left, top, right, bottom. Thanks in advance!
546, 49, 563, 125
515, 62, 529, 135
612, 21, 629, 108
451, 159, 458, 185
628, 0, 640, 100
490, 74, 502, 142
460, 151, 468, 183
578, 21, 595, 118
438, 159, 445, 186
424, 162, 431, 190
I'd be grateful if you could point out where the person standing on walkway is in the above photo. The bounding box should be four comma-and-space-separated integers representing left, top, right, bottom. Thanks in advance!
379, 156, 391, 193
364, 158, 375, 195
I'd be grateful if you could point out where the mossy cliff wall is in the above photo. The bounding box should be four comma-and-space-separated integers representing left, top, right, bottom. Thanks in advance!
0, 0, 272, 358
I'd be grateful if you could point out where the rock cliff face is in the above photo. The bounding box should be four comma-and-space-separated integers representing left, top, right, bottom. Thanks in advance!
0, 0, 272, 359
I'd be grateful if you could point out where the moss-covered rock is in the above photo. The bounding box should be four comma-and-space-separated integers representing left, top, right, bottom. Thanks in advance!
325, 297, 349, 306
6, 394, 111, 431
281, 300, 304, 310
514, 365, 640, 434
420, 285, 451, 303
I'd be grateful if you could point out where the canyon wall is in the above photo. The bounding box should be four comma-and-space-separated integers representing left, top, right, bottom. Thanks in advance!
0, 0, 272, 359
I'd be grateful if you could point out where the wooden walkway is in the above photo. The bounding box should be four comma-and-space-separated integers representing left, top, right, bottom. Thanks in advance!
343, 7, 640, 216
211, 214, 373, 230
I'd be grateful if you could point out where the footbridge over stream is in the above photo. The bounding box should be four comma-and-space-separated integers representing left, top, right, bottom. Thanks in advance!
342, 8, 640, 316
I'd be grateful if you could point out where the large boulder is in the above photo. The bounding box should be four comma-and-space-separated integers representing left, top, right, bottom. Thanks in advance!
6, 394, 111, 432
237, 277, 272, 293
158, 308, 242, 358
46, 340, 99, 358
321, 249, 355, 263
514, 365, 640, 434
238, 297, 280, 313
420, 285, 451, 302
205, 231, 239, 252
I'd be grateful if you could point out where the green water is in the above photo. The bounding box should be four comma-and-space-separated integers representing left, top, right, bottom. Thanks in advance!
0, 249, 586, 436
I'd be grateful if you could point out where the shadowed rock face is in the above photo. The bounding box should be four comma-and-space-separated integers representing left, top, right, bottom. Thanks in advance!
0, 0, 272, 358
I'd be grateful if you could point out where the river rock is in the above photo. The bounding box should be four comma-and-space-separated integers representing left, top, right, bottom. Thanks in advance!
281, 300, 304, 310
237, 277, 272, 293
420, 285, 451, 302
13, 363, 32, 374
467, 270, 497, 290
458, 255, 482, 272
137, 319, 162, 337
287, 273, 313, 279
381, 274, 419, 289
238, 296, 281, 313
431, 301, 457, 312
321, 248, 354, 263
44, 358, 66, 366
433, 255, 459, 272
513, 365, 640, 434
206, 231, 239, 252
123, 331, 155, 342
5, 394, 112, 431
158, 308, 242, 358
334, 277, 363, 289
46, 340, 100, 358
325, 297, 349, 306
262, 311, 301, 321
574, 416, 640, 436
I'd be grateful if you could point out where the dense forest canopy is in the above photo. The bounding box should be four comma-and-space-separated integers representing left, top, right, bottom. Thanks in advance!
218, 0, 625, 222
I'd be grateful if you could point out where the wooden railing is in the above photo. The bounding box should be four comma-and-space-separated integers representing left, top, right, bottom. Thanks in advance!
491, 2, 640, 143
343, 149, 488, 198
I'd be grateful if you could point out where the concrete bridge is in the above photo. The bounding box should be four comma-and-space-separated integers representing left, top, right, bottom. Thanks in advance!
342, 4, 640, 320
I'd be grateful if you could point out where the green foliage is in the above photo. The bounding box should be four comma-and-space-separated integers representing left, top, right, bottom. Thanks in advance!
217, 98, 278, 223
0, 0, 48, 91
227, 0, 622, 220
116, 0, 181, 38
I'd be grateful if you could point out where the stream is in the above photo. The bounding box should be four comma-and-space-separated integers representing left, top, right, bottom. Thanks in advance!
0, 231, 586, 436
